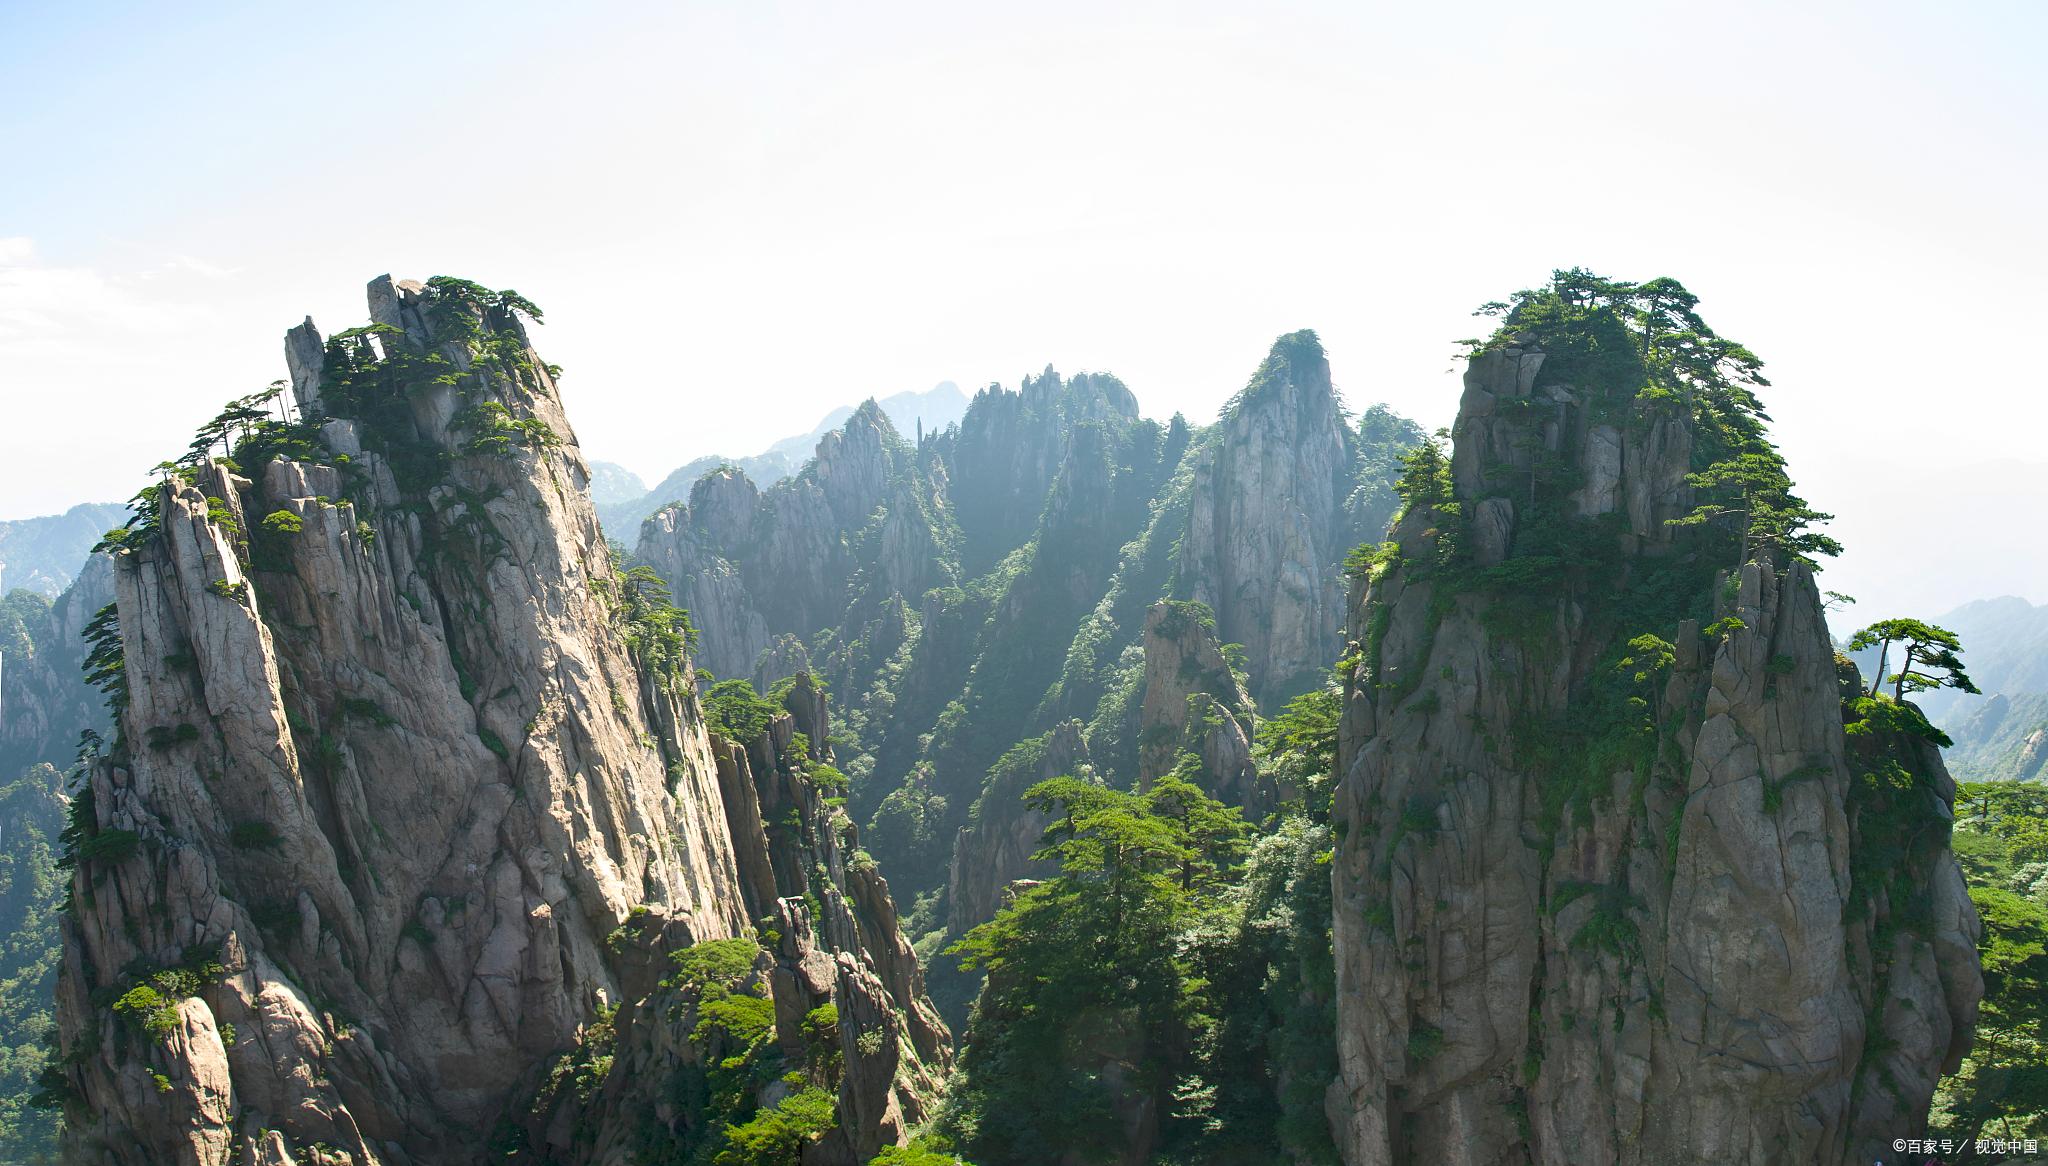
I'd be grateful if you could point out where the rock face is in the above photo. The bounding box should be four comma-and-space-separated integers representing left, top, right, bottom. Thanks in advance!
625, 339, 1420, 977
1135, 601, 1260, 810
1, 552, 115, 775
1327, 328, 1982, 1166
944, 721, 1091, 936
1179, 332, 1357, 707
529, 675, 950, 1165
635, 402, 957, 683
49, 277, 945, 1166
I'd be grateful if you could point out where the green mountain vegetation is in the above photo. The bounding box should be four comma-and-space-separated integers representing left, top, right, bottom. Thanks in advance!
0, 504, 126, 598
0, 269, 2037, 1165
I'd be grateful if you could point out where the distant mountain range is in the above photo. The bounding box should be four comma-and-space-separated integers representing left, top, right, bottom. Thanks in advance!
1922, 595, 2048, 780
591, 382, 969, 537
0, 502, 126, 596
1846, 594, 2048, 780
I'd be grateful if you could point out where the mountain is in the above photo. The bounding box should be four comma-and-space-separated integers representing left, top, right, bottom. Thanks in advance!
582, 459, 645, 507
0, 503, 128, 597
592, 383, 969, 538
1928, 595, 2048, 781
761, 382, 969, 468
633, 339, 1428, 1037
1947, 692, 2048, 781
10, 270, 2002, 1165
1327, 275, 1979, 1164
43, 277, 944, 1165
0, 558, 115, 1158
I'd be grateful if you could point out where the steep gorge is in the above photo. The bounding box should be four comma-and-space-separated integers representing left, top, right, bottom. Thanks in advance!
634, 341, 1423, 967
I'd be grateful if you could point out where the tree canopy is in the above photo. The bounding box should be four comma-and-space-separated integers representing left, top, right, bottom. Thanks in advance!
1847, 618, 1979, 702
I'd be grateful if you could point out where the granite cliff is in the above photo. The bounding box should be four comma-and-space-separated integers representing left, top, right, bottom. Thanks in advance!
47, 277, 943, 1165
1327, 277, 1983, 1165
635, 341, 1421, 965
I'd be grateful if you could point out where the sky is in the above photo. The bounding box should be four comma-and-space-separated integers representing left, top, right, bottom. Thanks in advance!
1, 0, 2042, 624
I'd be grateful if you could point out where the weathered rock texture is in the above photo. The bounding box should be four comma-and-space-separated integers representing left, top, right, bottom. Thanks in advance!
635, 402, 957, 684
527, 675, 949, 1165
627, 336, 1419, 983
50, 277, 945, 1166
1135, 600, 1259, 810
1327, 333, 1982, 1166
1179, 331, 1358, 707
944, 721, 1091, 936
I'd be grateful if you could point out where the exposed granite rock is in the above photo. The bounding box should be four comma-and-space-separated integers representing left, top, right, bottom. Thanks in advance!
533, 674, 949, 1166
635, 403, 956, 684
1179, 332, 1357, 707
1327, 332, 1982, 1166
49, 278, 944, 1165
945, 368, 1141, 578
1135, 601, 1260, 811
944, 721, 1091, 936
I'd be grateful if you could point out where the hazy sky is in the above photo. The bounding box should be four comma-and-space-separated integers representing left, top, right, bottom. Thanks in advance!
2, 0, 2042, 623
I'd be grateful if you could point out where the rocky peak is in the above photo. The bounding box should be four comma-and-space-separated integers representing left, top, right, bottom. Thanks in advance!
1179, 329, 1356, 707
945, 368, 1142, 576
542, 673, 950, 1164
48, 277, 946, 1166
1326, 279, 1980, 1166
634, 399, 954, 685
686, 465, 762, 547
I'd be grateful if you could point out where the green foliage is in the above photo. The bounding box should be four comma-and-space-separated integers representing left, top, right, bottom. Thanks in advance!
1933, 782, 2048, 1143
667, 937, 762, 996
1190, 816, 1342, 1163
1405, 1022, 1445, 1063
865, 765, 950, 884
1255, 688, 1341, 821
79, 602, 127, 723
455, 400, 560, 457
704, 678, 783, 743
259, 509, 303, 535
693, 995, 776, 1049
0, 765, 66, 1155
109, 949, 225, 1040
869, 1135, 974, 1164
72, 829, 139, 866
712, 1087, 837, 1165
1847, 618, 1979, 703
946, 775, 1248, 1162
640, 936, 848, 1164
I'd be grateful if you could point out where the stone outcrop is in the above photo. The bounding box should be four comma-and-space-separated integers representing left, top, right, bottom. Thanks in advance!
1179, 331, 1358, 707
49, 277, 947, 1166
944, 721, 1091, 936
635, 402, 956, 684
1327, 329, 1982, 1166
945, 368, 1141, 577
1135, 601, 1260, 811
528, 675, 950, 1165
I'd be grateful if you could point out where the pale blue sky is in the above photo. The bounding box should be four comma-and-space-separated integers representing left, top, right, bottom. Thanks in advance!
2, 0, 2042, 621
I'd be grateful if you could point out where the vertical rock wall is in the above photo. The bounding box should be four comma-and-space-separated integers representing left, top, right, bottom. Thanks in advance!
1327, 334, 1982, 1166
48, 278, 943, 1166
